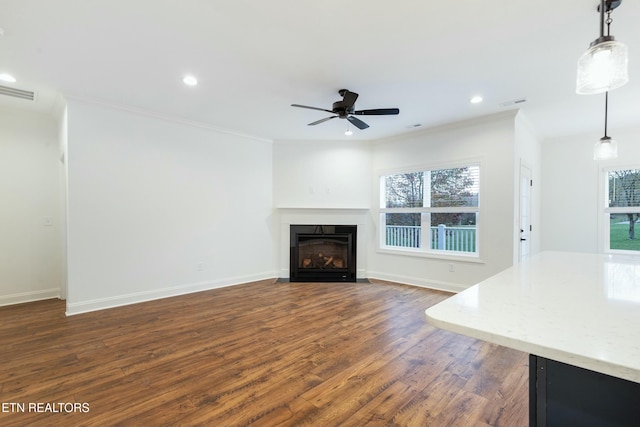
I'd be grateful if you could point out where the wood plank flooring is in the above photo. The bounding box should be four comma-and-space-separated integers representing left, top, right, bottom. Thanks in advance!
0, 279, 528, 426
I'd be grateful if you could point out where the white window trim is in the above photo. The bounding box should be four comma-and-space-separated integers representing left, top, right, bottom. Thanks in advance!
377, 159, 482, 261
600, 165, 640, 255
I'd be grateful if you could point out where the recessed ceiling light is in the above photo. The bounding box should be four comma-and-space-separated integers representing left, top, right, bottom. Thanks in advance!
470, 95, 483, 104
0, 73, 16, 83
183, 75, 198, 86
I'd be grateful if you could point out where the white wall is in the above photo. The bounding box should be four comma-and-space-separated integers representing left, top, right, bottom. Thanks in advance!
541, 125, 640, 253
65, 100, 277, 314
273, 140, 373, 209
0, 107, 63, 306
367, 112, 519, 291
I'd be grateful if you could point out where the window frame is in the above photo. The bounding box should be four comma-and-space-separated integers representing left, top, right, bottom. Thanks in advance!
377, 160, 482, 261
602, 165, 640, 255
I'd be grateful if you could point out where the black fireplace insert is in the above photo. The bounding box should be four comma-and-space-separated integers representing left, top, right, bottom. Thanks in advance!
290, 224, 357, 282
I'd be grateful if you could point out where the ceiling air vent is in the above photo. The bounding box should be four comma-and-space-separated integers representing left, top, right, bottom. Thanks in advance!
499, 97, 527, 108
0, 84, 35, 101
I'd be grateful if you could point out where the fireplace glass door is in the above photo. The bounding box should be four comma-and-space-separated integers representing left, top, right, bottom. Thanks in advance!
290, 225, 357, 282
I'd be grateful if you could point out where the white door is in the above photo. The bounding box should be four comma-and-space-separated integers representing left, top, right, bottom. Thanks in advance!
519, 165, 532, 262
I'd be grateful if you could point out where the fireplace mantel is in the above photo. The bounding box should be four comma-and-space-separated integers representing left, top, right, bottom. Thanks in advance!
277, 207, 369, 212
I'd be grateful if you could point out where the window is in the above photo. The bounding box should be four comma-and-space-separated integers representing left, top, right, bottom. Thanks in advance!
605, 168, 640, 253
380, 164, 480, 256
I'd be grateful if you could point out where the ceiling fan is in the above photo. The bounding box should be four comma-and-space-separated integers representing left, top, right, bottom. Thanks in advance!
291, 89, 399, 130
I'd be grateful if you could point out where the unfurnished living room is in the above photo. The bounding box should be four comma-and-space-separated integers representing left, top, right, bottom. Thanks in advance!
1, 1, 640, 426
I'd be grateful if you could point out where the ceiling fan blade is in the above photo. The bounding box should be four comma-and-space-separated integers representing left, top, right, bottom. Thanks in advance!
308, 116, 338, 126
291, 104, 334, 114
353, 108, 400, 116
341, 90, 359, 109
347, 115, 369, 130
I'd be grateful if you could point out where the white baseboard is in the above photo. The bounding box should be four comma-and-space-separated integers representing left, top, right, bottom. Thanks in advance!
65, 271, 278, 316
365, 270, 468, 294
0, 288, 61, 307
64, 270, 466, 316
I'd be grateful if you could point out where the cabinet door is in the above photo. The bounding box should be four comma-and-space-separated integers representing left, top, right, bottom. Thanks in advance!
530, 355, 640, 427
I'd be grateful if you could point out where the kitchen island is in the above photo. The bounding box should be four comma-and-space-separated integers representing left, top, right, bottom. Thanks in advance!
426, 251, 640, 427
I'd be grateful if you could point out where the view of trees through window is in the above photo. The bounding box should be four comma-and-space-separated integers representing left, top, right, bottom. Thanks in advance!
382, 166, 479, 254
608, 169, 640, 251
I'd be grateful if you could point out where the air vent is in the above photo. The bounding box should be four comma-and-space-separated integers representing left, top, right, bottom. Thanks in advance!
0, 84, 35, 101
499, 97, 527, 108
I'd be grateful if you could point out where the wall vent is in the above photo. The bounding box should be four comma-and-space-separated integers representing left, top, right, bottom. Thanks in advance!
0, 84, 35, 101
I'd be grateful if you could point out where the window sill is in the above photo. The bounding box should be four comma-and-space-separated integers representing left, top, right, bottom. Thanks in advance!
605, 249, 640, 256
377, 247, 485, 264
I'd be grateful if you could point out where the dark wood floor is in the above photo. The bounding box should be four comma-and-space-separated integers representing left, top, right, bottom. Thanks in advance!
0, 279, 528, 427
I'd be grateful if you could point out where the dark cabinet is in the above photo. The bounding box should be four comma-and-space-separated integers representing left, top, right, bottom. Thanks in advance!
530, 355, 640, 427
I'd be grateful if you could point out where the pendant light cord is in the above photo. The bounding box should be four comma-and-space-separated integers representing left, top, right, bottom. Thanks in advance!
599, 0, 606, 38
604, 91, 609, 138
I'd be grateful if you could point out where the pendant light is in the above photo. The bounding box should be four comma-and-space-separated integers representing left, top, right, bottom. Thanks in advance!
594, 92, 618, 160
576, 0, 628, 95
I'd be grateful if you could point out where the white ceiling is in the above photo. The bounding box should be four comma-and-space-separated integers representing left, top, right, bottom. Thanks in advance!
1, 0, 639, 141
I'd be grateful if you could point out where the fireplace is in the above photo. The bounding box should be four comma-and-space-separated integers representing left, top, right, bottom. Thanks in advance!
290, 224, 357, 282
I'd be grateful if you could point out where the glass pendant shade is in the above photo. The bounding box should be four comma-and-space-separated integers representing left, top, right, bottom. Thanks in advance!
577, 39, 629, 94
594, 136, 618, 160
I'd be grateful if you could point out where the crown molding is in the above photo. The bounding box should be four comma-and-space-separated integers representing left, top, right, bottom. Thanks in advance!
62, 92, 273, 144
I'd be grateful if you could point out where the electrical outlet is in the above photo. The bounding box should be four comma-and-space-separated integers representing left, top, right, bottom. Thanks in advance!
196, 262, 204, 271
448, 263, 455, 272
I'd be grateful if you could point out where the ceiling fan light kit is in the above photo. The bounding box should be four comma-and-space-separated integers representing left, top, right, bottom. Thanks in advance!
576, 0, 628, 95
291, 89, 399, 131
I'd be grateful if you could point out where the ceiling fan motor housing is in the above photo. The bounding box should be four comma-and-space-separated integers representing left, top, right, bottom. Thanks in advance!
332, 101, 351, 117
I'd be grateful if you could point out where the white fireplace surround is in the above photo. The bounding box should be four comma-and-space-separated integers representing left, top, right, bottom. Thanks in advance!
278, 208, 370, 280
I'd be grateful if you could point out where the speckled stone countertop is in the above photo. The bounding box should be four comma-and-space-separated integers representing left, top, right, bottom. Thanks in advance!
426, 251, 640, 383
